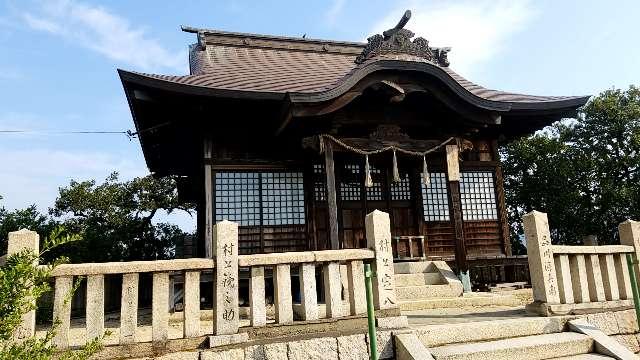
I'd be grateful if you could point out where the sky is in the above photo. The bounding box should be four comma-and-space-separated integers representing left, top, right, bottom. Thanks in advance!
0, 0, 638, 231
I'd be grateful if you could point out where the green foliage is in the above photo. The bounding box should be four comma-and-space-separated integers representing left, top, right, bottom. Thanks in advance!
502, 86, 640, 251
49, 172, 193, 262
0, 227, 104, 359
0, 203, 58, 254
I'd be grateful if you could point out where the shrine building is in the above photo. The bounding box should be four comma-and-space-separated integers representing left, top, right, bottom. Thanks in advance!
119, 12, 588, 287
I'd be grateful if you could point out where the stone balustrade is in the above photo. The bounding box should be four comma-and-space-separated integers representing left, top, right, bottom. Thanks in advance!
524, 211, 639, 316
6, 210, 397, 351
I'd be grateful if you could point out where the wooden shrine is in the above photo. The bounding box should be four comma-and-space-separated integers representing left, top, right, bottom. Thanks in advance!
119, 11, 588, 282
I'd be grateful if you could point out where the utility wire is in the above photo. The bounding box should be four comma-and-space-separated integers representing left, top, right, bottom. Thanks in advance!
0, 121, 174, 140
0, 129, 139, 140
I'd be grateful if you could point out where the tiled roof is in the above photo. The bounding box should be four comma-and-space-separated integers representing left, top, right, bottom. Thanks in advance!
121, 28, 589, 106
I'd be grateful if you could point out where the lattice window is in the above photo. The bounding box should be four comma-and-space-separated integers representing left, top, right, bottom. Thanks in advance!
421, 172, 450, 221
215, 172, 260, 226
313, 164, 326, 201
460, 171, 498, 221
215, 171, 305, 226
366, 165, 384, 201
391, 171, 412, 200
261, 172, 305, 225
340, 164, 362, 201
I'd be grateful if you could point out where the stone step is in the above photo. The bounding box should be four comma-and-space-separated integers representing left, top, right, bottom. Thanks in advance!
396, 284, 460, 300
394, 261, 434, 274
551, 355, 614, 359
414, 317, 566, 347
395, 272, 444, 287
398, 293, 521, 311
428, 332, 594, 360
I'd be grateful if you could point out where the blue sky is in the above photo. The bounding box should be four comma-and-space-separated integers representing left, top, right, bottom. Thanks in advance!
0, 0, 638, 231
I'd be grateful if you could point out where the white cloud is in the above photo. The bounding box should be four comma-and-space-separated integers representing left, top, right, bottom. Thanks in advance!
0, 147, 147, 213
21, 0, 186, 73
325, 0, 346, 26
369, 0, 534, 77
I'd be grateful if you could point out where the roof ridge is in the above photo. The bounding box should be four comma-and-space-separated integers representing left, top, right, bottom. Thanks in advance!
181, 26, 366, 48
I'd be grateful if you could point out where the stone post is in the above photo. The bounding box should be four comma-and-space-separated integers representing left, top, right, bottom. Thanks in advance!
53, 276, 73, 349
365, 210, 397, 310
347, 260, 367, 315
86, 274, 105, 341
212, 220, 239, 335
120, 273, 139, 344
152, 272, 170, 345
274, 264, 293, 324
184, 271, 201, 337
250, 266, 267, 326
523, 211, 560, 304
299, 263, 318, 320
583, 235, 598, 246
619, 220, 640, 291
323, 261, 343, 318
7, 229, 39, 340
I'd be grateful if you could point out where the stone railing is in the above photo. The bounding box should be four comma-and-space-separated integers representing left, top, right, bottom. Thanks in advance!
524, 210, 640, 315
6, 210, 397, 350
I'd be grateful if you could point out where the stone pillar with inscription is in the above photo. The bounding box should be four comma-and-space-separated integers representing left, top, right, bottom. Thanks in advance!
212, 220, 239, 335
523, 211, 560, 307
365, 210, 397, 310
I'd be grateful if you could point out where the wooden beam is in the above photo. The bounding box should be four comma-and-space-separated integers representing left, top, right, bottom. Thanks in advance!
446, 145, 460, 181
324, 140, 340, 250
204, 138, 213, 259
446, 145, 468, 273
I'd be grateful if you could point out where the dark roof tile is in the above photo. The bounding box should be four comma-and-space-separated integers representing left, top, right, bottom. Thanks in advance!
123, 28, 589, 106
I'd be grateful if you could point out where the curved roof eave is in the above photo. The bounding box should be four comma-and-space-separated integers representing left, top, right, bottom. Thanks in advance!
118, 59, 590, 114
287, 60, 590, 112
118, 69, 286, 101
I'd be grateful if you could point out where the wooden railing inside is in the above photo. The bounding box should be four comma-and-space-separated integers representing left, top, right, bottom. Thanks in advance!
6, 210, 398, 350
524, 210, 640, 315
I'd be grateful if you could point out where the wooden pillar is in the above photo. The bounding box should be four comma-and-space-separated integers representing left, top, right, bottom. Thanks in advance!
204, 138, 213, 259
324, 140, 340, 250
446, 145, 470, 291
495, 166, 512, 256
303, 161, 318, 251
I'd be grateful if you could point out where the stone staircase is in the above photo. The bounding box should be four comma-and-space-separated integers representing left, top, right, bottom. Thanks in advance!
409, 317, 635, 360
394, 261, 463, 300
394, 260, 521, 310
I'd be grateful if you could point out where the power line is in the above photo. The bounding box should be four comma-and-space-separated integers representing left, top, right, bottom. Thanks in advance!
0, 129, 138, 140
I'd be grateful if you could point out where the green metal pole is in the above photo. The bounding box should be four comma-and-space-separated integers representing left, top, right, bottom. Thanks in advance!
364, 263, 378, 360
625, 253, 640, 327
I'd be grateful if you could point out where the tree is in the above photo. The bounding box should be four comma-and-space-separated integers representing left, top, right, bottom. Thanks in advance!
50, 173, 194, 262
0, 227, 103, 359
0, 198, 58, 254
502, 86, 640, 252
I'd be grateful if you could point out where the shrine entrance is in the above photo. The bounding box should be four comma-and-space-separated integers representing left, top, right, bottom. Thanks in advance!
312, 153, 420, 250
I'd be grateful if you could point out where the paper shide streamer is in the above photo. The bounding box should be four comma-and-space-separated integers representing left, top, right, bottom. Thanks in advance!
318, 134, 454, 187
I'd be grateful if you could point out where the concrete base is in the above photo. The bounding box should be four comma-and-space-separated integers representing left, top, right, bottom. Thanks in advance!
399, 292, 521, 311
395, 333, 435, 360
208, 332, 248, 348
526, 300, 634, 316
568, 319, 638, 359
